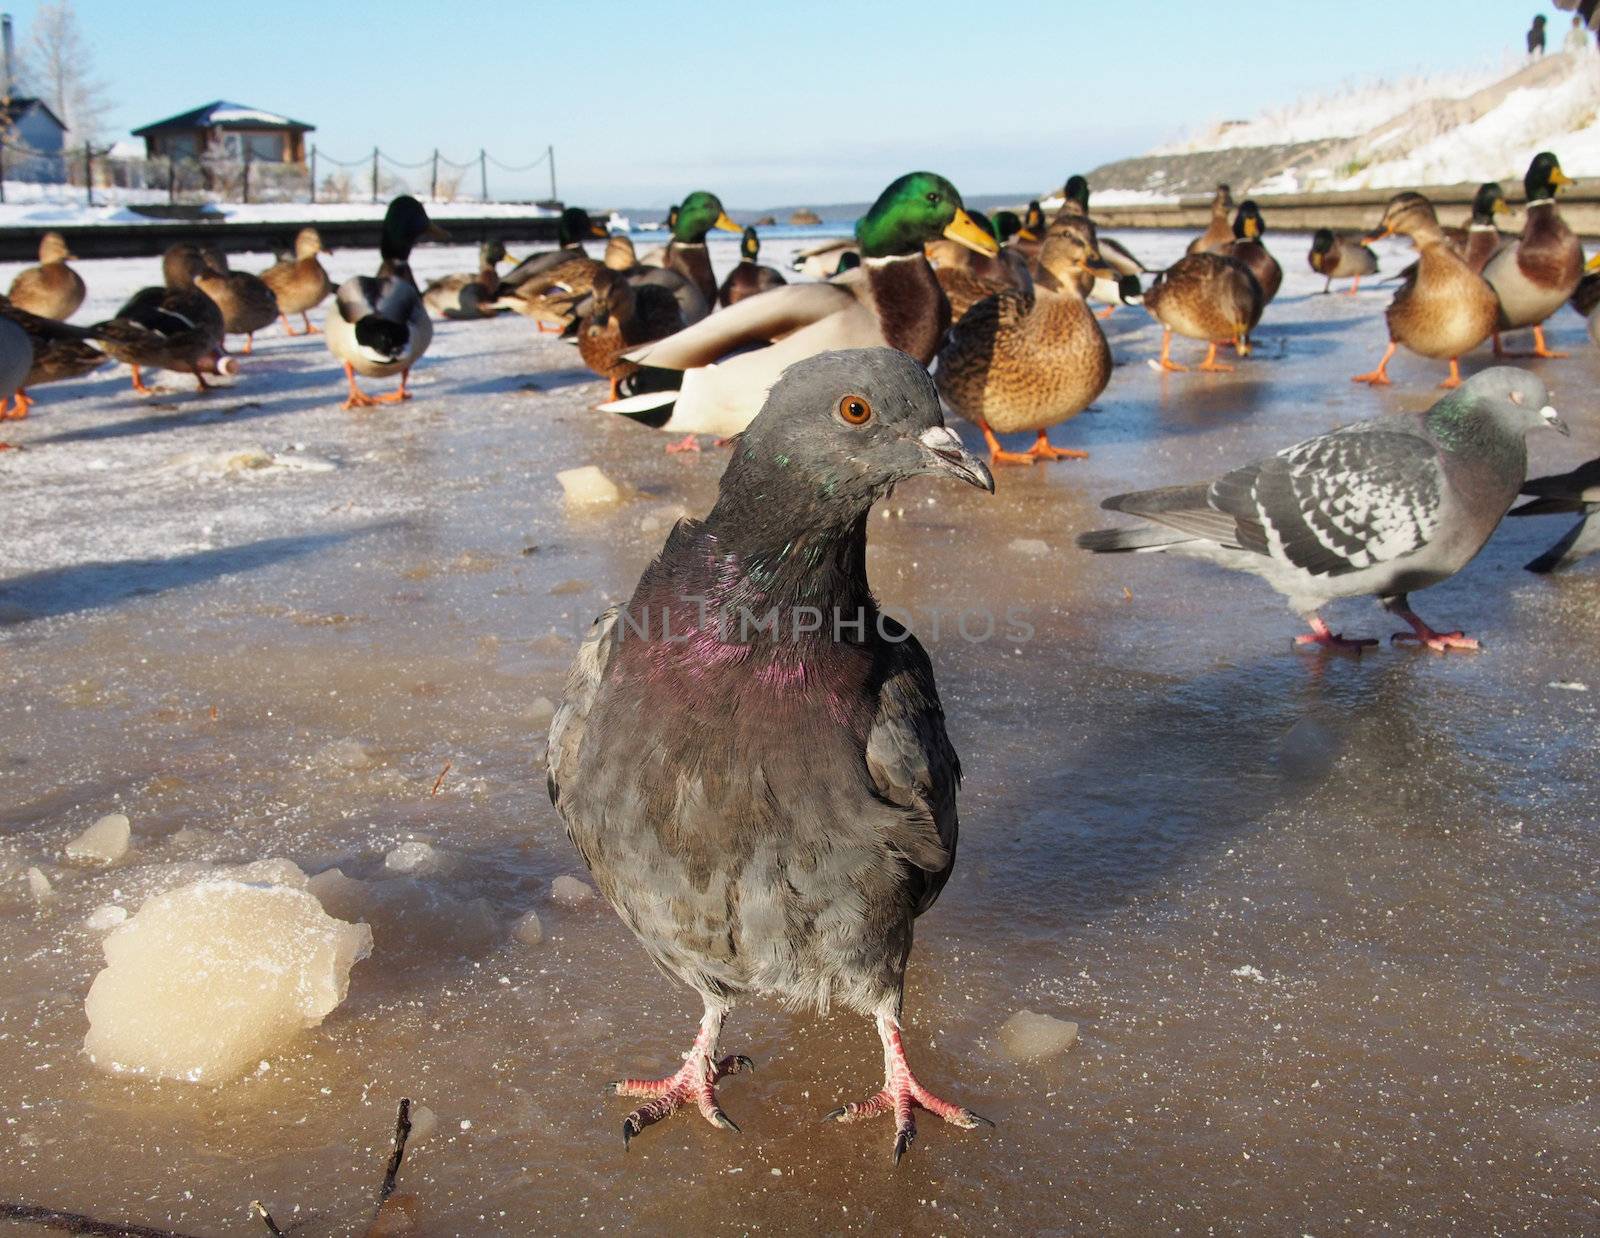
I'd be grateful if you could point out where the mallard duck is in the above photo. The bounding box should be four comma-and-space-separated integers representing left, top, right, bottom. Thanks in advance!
1144, 251, 1261, 372
1442, 182, 1510, 274
599, 171, 998, 447
575, 266, 701, 401
190, 250, 279, 354
1186, 184, 1236, 255
1571, 251, 1600, 320
0, 315, 31, 419
936, 225, 1111, 464
493, 208, 611, 324
7, 231, 85, 321
324, 195, 446, 408
1484, 152, 1583, 358
423, 239, 515, 319
0, 296, 107, 416
500, 208, 608, 286
260, 227, 333, 335
790, 236, 859, 278
718, 228, 787, 307
928, 209, 1031, 321
92, 285, 231, 395
1352, 192, 1500, 388
1050, 175, 1148, 276
1217, 200, 1281, 310
513, 234, 708, 335
1308, 228, 1378, 294
1010, 201, 1048, 267
662, 190, 740, 305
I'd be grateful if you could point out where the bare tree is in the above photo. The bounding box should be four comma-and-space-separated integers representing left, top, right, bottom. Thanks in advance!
17, 0, 111, 145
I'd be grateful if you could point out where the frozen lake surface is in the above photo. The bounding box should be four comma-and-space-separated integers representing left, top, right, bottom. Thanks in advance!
1, 229, 1598, 1234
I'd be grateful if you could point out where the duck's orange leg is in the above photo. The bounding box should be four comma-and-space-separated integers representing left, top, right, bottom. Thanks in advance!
1028, 430, 1088, 462
1438, 358, 1463, 389
1156, 328, 1187, 372
978, 419, 1036, 466
1352, 341, 1396, 385
1528, 326, 1567, 359
1096, 303, 1118, 320
302, 312, 319, 335
1197, 342, 1235, 372
242, 334, 254, 356
665, 433, 703, 453
129, 364, 155, 395
373, 367, 413, 404
342, 361, 382, 409
14, 389, 31, 418
1345, 276, 1362, 296
191, 367, 212, 392
278, 313, 303, 337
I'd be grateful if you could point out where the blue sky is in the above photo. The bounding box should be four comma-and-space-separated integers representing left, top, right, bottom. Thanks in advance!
51, 0, 1539, 208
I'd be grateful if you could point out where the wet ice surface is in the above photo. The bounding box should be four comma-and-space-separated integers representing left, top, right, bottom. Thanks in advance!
2, 231, 1599, 1233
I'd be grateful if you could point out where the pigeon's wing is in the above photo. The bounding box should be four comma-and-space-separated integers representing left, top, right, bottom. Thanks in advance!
622, 279, 861, 370
546, 606, 621, 848
1210, 427, 1445, 577
865, 621, 959, 915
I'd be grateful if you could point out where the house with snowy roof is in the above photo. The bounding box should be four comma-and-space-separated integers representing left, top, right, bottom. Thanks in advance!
132, 100, 314, 164
0, 93, 66, 179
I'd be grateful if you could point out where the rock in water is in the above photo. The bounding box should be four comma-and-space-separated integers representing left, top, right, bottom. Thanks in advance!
998, 1009, 1080, 1062
550, 874, 594, 906
25, 866, 52, 904
556, 466, 621, 508
66, 813, 131, 863
83, 879, 372, 1081
512, 909, 543, 945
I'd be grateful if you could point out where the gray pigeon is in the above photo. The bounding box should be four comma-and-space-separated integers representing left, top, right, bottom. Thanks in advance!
546, 347, 995, 1161
1076, 367, 1566, 650
1511, 457, 1600, 572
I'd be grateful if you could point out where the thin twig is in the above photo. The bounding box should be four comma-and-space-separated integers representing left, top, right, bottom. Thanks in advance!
378, 1098, 413, 1208
429, 761, 452, 797
251, 1200, 284, 1236
0, 1201, 202, 1237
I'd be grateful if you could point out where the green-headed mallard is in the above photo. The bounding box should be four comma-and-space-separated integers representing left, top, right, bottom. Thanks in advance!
1308, 228, 1378, 294
1186, 184, 1235, 255
1352, 192, 1500, 388
1484, 152, 1583, 358
928, 209, 1030, 321
718, 227, 787, 307
0, 296, 107, 416
1218, 201, 1280, 309
663, 190, 740, 304
324, 195, 447, 408
599, 171, 999, 447
1144, 251, 1261, 372
260, 227, 333, 336
423, 239, 514, 319
7, 231, 84, 321
1045, 177, 1146, 317
936, 222, 1112, 464
500, 208, 608, 288
1443, 182, 1511, 274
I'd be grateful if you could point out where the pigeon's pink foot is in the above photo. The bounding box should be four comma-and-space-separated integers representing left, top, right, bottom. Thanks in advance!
606, 1009, 751, 1147
1390, 608, 1479, 652
1294, 614, 1378, 653
665, 433, 702, 453
826, 1015, 993, 1164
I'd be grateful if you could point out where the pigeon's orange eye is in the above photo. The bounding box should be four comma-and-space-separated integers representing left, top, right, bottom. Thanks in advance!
839, 395, 872, 425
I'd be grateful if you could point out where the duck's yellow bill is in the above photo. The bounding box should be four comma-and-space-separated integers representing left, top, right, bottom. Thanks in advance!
424, 223, 451, 242
944, 208, 1000, 257
714, 212, 741, 233
1586, 251, 1600, 272
1551, 167, 1575, 189
1492, 197, 1511, 216
1363, 228, 1393, 244
589, 220, 609, 238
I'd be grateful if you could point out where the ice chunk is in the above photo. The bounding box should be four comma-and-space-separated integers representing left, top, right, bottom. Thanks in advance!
26, 866, 52, 904
317, 737, 384, 771
550, 875, 594, 906
409, 1103, 438, 1143
526, 696, 556, 728
310, 869, 497, 960
385, 841, 446, 875
557, 465, 621, 508
86, 904, 128, 932
512, 909, 543, 946
1008, 538, 1051, 558
83, 878, 372, 1082
223, 858, 309, 889
998, 1009, 1080, 1062
66, 814, 131, 864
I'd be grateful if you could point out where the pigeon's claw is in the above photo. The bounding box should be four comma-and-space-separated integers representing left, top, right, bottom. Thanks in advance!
1295, 614, 1378, 653
608, 1049, 751, 1147
1387, 606, 1480, 653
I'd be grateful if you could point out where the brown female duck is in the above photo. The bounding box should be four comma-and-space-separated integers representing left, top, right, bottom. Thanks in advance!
577, 266, 701, 401
7, 231, 85, 321
1218, 200, 1281, 306
260, 227, 333, 335
1186, 184, 1236, 255
0, 296, 106, 417
1144, 251, 1261, 372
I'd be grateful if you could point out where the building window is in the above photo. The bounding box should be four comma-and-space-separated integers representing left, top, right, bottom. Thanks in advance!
244, 132, 282, 162
164, 133, 199, 161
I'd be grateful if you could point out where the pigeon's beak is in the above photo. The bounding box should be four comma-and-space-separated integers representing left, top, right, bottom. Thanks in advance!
1541, 404, 1570, 436
917, 425, 994, 493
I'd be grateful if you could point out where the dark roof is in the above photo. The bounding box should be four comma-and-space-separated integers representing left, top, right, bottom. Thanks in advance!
132, 100, 315, 137
0, 95, 67, 132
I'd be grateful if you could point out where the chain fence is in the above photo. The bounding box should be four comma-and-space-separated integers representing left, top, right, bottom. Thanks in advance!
0, 138, 558, 208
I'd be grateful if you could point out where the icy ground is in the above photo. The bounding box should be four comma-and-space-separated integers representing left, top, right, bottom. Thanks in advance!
1, 230, 1599, 1234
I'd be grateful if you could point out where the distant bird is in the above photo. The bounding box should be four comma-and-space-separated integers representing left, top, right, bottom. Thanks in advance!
1186, 184, 1236, 255
1143, 251, 1262, 372
574, 266, 702, 401
1528, 13, 1546, 55
790, 236, 858, 279
599, 171, 998, 447
717, 227, 786, 307
324, 195, 447, 408
1011, 200, 1048, 266
937, 223, 1112, 464
1049, 174, 1149, 315
492, 212, 628, 328
423, 239, 515, 319
1078, 368, 1565, 650
1440, 181, 1510, 274
1218, 200, 1281, 307
7, 231, 85, 321
1352, 192, 1500, 388
498, 207, 609, 292
548, 347, 994, 1162
188, 248, 279, 354
0, 297, 107, 416
93, 252, 229, 396
1512, 457, 1600, 572
1484, 152, 1583, 359
1308, 229, 1378, 294
661, 190, 741, 304
259, 227, 333, 336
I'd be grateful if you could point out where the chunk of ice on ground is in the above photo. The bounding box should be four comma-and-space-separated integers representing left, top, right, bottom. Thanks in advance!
512, 909, 543, 946
385, 840, 446, 875
409, 1104, 438, 1143
85, 904, 128, 931
527, 696, 556, 728
26, 866, 52, 904
550, 875, 594, 906
998, 1009, 1080, 1062
1009, 538, 1051, 558
556, 465, 621, 508
66, 814, 131, 864
82, 878, 372, 1082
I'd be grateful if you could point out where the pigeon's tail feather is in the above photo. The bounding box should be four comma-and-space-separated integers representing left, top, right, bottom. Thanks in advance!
1076, 525, 1193, 553
1525, 515, 1600, 574
1510, 495, 1589, 517
1102, 483, 1213, 518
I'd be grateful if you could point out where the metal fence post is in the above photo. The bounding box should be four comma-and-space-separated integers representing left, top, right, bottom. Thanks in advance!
479, 148, 487, 202
430, 149, 438, 201
242, 145, 251, 204
370, 146, 379, 204
309, 145, 317, 204
0, 143, 6, 204
548, 145, 556, 202
168, 158, 175, 204
83, 144, 92, 206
